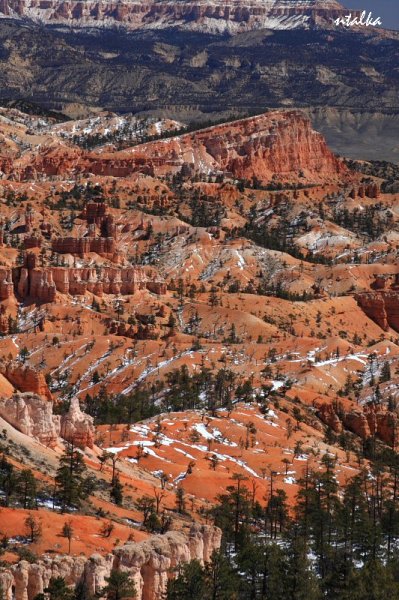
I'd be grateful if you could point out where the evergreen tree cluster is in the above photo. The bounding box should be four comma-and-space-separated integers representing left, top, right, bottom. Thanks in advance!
332, 204, 393, 241
0, 443, 95, 513
168, 450, 399, 600
83, 365, 256, 425
0, 454, 38, 508
32, 569, 136, 600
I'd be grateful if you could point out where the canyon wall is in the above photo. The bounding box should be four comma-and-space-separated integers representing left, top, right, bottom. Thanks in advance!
52, 237, 117, 258
0, 255, 166, 303
0, 525, 221, 600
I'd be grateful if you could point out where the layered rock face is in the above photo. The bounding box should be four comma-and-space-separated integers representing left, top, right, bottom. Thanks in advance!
52, 236, 116, 258
0, 392, 60, 447
0, 525, 221, 600
1, 263, 165, 303
356, 292, 390, 331
0, 0, 356, 34
168, 110, 347, 182
3, 112, 347, 184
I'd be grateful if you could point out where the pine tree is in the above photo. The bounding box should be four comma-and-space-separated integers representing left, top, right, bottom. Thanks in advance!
74, 578, 94, 600
209, 286, 219, 307
135, 495, 156, 527
265, 489, 288, 539
167, 560, 206, 600
55, 443, 89, 511
203, 551, 239, 600
380, 360, 391, 383
24, 513, 42, 543
340, 560, 399, 600
62, 520, 74, 554
286, 535, 321, 600
17, 469, 37, 509
0, 454, 17, 506
213, 473, 251, 552
102, 570, 136, 600
44, 577, 75, 600
110, 474, 123, 506
175, 487, 186, 514
236, 540, 270, 599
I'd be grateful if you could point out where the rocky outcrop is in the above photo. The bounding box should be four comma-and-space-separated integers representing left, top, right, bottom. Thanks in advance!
0, 525, 221, 600
356, 290, 399, 333
342, 410, 371, 440
1, 362, 53, 401
2, 111, 348, 184
0, 391, 96, 449
52, 202, 118, 258
33, 266, 164, 298
0, 368, 94, 448
0, 268, 14, 300
316, 402, 342, 433
0, 306, 10, 335
0, 392, 60, 447
60, 398, 95, 450
349, 183, 380, 199
316, 400, 399, 446
0, 0, 358, 34
24, 234, 43, 250
364, 406, 398, 447
81, 203, 117, 235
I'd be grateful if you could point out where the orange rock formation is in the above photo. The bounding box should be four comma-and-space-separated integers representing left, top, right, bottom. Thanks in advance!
1, 112, 348, 184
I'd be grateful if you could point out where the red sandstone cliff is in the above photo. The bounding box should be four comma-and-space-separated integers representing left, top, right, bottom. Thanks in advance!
0, 362, 53, 401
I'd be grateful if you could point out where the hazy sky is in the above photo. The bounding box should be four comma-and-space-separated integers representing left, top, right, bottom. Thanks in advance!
343, 0, 399, 29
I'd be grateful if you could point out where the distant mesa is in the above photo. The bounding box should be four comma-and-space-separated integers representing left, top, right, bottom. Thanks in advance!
0, 0, 362, 34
